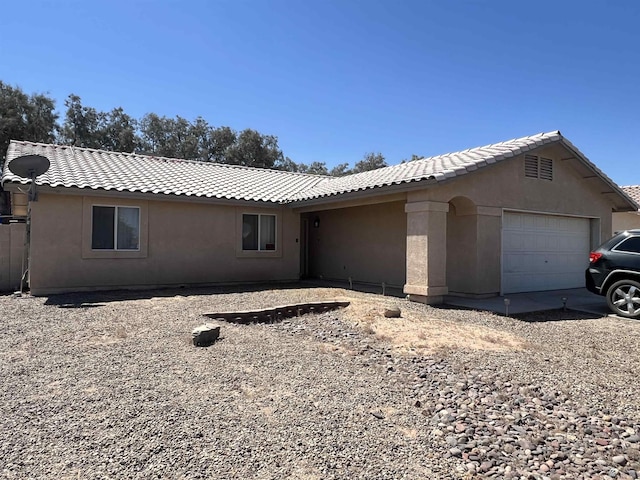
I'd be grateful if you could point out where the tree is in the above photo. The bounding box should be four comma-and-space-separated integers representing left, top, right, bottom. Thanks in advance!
99, 107, 140, 153
172, 115, 199, 160
139, 113, 179, 157
139, 113, 166, 156
0, 81, 57, 166
329, 163, 351, 176
352, 152, 387, 173
401, 154, 424, 163
207, 126, 236, 163
274, 156, 300, 172
0, 82, 58, 216
225, 129, 284, 169
298, 161, 329, 175
61, 94, 104, 148
1, 82, 298, 172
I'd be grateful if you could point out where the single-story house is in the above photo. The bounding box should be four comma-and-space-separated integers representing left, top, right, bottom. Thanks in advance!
613, 185, 640, 233
1, 131, 637, 302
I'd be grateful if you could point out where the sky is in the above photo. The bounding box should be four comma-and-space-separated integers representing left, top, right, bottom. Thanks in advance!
1, 0, 639, 185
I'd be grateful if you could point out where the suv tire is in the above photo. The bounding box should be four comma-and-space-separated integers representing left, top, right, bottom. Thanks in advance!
606, 279, 640, 319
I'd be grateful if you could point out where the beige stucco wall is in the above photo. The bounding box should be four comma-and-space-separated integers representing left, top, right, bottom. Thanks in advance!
613, 211, 640, 234
0, 223, 25, 292
28, 193, 301, 294
409, 145, 614, 229
405, 144, 617, 298
18, 142, 624, 299
306, 201, 406, 287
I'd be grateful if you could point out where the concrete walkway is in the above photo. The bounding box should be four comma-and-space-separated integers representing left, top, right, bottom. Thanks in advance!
302, 279, 610, 316
444, 288, 610, 316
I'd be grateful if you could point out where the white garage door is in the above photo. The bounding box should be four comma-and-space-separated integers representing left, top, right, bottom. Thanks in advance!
502, 212, 591, 294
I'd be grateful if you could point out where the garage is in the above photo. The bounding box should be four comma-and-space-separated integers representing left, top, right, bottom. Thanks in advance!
502, 212, 591, 294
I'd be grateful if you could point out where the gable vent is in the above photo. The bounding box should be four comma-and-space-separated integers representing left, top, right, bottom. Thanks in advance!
524, 154, 553, 181
525, 155, 539, 178
539, 157, 553, 180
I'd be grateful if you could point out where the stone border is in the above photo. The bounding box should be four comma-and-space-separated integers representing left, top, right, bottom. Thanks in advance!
203, 300, 350, 324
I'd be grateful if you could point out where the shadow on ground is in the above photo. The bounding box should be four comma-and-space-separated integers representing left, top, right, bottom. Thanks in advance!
431, 303, 605, 322
41, 279, 404, 308
513, 309, 607, 323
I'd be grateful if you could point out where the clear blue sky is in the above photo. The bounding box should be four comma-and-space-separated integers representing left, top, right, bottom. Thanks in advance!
2, 0, 639, 185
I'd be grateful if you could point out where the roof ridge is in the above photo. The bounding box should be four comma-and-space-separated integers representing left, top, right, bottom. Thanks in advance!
417, 131, 562, 162
284, 131, 568, 202
302, 130, 563, 186
8, 140, 330, 179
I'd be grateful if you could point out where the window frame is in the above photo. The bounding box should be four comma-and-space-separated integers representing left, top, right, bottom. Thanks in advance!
241, 213, 277, 252
235, 209, 283, 259
612, 236, 640, 255
82, 197, 148, 260
91, 204, 141, 251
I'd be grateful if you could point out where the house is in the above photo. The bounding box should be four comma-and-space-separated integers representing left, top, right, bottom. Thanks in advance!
1, 131, 637, 302
613, 185, 640, 233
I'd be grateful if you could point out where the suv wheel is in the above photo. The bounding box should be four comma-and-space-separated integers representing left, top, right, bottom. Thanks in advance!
606, 279, 640, 319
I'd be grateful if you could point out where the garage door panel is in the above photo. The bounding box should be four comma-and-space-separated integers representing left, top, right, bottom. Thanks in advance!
502, 212, 590, 294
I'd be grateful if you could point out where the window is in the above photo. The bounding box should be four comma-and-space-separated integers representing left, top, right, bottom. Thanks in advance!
613, 236, 640, 254
242, 214, 276, 251
92, 206, 140, 250
524, 154, 553, 181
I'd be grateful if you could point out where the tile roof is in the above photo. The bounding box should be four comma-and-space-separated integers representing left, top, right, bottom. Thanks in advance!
2, 132, 635, 210
2, 142, 328, 203
621, 185, 640, 208
288, 131, 564, 201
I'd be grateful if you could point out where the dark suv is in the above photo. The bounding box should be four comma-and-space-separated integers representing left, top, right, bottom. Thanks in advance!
586, 229, 640, 318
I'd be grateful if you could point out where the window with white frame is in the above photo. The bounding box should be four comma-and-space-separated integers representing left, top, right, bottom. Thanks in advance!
242, 214, 276, 251
92, 206, 140, 250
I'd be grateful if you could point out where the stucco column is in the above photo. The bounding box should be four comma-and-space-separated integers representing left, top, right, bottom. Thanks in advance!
404, 200, 449, 304
474, 206, 503, 296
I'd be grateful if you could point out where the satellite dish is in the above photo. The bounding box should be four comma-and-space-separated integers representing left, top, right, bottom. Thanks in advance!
8, 154, 50, 179
6, 154, 50, 294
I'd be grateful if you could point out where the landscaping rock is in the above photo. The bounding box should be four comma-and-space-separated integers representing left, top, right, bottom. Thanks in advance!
192, 323, 221, 346
3, 287, 640, 479
384, 306, 401, 318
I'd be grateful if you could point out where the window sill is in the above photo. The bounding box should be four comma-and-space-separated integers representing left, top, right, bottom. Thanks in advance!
82, 249, 147, 259
236, 249, 281, 259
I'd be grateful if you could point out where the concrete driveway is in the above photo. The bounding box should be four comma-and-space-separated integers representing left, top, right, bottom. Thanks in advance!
444, 288, 611, 316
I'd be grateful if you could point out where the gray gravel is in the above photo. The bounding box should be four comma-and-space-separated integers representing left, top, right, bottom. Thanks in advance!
1, 286, 639, 479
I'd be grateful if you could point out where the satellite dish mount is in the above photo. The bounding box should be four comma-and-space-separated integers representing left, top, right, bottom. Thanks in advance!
7, 154, 50, 293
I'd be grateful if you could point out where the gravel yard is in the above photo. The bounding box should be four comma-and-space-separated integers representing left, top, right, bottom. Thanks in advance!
1, 286, 639, 479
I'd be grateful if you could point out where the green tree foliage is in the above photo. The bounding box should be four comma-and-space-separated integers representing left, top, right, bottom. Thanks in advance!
100, 107, 139, 153
62, 95, 141, 152
138, 113, 177, 157
329, 163, 351, 176
1, 82, 394, 177
352, 152, 387, 173
61, 94, 104, 148
206, 126, 237, 163
274, 156, 301, 172
225, 129, 283, 169
298, 161, 329, 175
401, 154, 424, 163
0, 81, 57, 166
0, 82, 58, 216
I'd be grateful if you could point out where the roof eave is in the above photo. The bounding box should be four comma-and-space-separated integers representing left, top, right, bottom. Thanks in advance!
287, 177, 439, 208
3, 182, 288, 208
558, 137, 640, 212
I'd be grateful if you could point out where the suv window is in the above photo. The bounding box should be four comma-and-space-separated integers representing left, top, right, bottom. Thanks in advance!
613, 236, 640, 254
